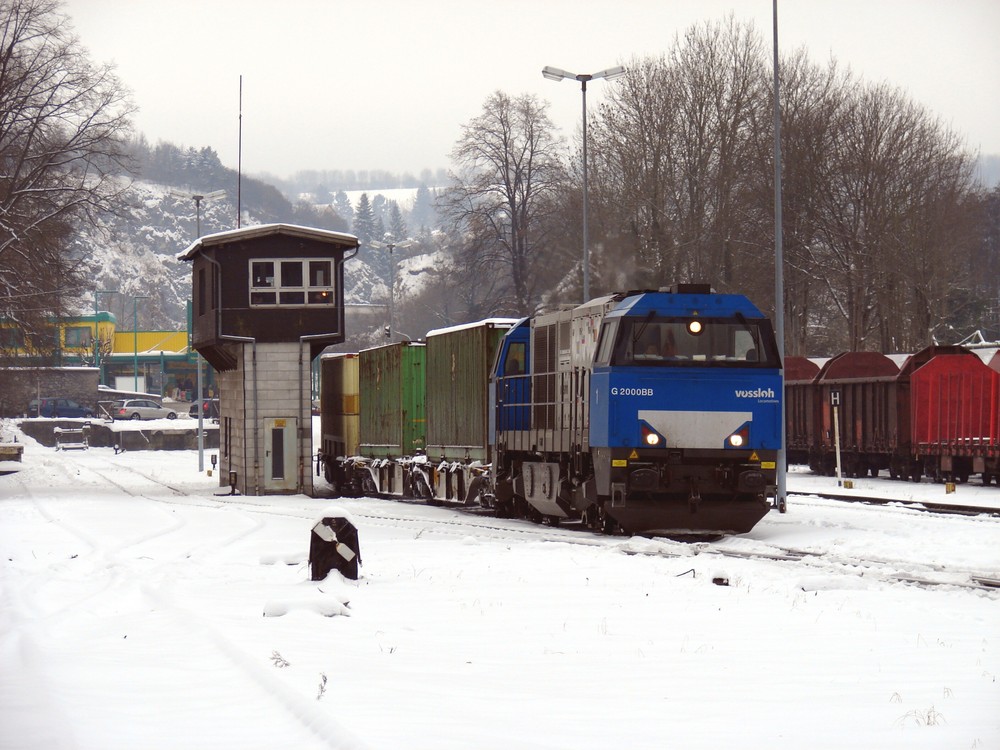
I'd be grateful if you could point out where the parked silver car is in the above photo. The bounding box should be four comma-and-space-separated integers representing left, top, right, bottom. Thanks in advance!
113, 399, 177, 420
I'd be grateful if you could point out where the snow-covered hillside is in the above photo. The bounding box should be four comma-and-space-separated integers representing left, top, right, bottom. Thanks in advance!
73, 180, 389, 334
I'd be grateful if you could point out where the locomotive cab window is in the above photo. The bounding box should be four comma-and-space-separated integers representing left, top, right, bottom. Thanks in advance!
594, 320, 619, 366
611, 317, 778, 367
250, 258, 335, 308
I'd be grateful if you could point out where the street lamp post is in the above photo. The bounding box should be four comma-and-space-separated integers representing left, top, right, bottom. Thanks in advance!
772, 0, 788, 513
369, 239, 414, 340
93, 289, 118, 385
133, 295, 150, 392
170, 188, 224, 471
543, 64, 626, 302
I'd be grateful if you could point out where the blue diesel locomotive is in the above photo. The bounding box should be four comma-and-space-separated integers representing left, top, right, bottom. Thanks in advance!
320, 284, 782, 537
488, 284, 782, 535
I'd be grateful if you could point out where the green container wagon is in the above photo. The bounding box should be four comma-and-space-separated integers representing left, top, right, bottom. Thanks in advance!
359, 341, 426, 459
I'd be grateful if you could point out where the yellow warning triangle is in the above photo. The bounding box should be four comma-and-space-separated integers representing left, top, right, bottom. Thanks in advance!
750, 451, 759, 462
629, 450, 639, 460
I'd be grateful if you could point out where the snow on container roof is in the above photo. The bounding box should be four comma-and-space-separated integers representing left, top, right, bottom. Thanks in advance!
425, 318, 519, 339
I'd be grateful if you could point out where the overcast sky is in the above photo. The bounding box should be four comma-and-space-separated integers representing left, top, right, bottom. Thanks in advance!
64, 0, 1000, 181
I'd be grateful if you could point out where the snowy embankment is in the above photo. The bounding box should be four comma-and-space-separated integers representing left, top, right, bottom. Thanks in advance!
1, 421, 998, 750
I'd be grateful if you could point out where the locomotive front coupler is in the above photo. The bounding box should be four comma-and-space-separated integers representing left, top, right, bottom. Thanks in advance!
687, 477, 702, 512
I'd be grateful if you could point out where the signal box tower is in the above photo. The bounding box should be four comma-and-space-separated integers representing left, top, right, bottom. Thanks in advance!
178, 224, 358, 496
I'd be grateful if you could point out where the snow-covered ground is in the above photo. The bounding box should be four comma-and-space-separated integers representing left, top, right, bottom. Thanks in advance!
1, 420, 998, 750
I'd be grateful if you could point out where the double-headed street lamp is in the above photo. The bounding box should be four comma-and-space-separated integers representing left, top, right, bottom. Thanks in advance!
542, 64, 626, 302
169, 188, 226, 238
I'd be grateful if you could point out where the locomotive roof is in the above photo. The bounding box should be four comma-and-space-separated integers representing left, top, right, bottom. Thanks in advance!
176, 223, 359, 261
612, 288, 765, 317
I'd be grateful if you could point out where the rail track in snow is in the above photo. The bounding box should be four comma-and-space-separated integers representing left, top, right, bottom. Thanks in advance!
17, 447, 1000, 595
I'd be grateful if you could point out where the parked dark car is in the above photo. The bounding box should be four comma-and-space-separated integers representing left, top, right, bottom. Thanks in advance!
188, 398, 220, 420
28, 398, 95, 418
113, 399, 177, 420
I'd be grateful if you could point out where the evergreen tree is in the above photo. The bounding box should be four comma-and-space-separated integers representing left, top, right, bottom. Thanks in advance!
411, 185, 437, 232
388, 201, 408, 241
353, 193, 376, 246
333, 191, 354, 225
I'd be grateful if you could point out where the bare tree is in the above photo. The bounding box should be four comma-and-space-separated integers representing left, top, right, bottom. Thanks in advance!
808, 82, 978, 351
589, 17, 769, 297
755, 52, 850, 356
588, 18, 986, 355
0, 0, 134, 341
440, 91, 568, 315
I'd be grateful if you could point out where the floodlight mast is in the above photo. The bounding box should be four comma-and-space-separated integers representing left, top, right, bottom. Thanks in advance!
542, 64, 626, 301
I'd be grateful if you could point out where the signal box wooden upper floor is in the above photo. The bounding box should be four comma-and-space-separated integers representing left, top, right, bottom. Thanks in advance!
177, 224, 359, 371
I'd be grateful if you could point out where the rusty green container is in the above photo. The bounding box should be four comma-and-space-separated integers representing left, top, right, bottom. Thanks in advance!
359, 341, 425, 458
320, 352, 359, 459
425, 320, 515, 462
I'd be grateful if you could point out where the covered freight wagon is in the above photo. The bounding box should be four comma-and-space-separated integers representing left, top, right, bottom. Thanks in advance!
897, 345, 1000, 484
784, 357, 821, 465
810, 352, 901, 478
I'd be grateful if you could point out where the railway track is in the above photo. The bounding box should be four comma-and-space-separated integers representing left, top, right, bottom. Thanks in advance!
787, 488, 1000, 518
15, 447, 1000, 596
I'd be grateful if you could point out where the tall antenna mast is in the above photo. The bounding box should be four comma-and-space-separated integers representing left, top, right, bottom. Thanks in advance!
237, 75, 243, 228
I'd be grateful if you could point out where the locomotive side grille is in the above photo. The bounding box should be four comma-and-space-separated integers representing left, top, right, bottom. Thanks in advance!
533, 324, 557, 429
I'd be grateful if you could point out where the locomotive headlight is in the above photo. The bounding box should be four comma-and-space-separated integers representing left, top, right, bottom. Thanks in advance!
725, 423, 751, 449
687, 319, 703, 335
641, 423, 664, 447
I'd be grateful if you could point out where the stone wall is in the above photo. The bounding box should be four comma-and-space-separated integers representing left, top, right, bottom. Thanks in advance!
0, 367, 99, 417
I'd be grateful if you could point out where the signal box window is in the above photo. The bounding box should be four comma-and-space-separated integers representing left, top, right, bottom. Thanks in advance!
250, 258, 335, 308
